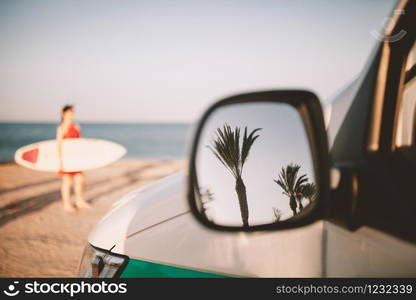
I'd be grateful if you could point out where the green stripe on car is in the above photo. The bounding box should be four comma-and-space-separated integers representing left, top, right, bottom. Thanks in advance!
121, 258, 227, 278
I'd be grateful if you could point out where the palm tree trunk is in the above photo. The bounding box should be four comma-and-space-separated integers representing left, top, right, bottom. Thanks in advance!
290, 196, 297, 216
297, 197, 304, 212
235, 176, 249, 228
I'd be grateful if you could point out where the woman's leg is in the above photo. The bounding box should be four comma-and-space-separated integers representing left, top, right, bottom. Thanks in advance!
74, 173, 91, 208
61, 174, 77, 213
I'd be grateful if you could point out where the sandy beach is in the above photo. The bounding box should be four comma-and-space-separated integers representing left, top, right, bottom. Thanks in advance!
0, 160, 184, 277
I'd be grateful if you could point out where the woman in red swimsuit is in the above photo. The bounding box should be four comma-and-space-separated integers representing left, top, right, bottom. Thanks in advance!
57, 105, 92, 213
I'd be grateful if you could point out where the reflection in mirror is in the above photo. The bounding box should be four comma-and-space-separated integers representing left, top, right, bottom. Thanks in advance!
194, 102, 317, 228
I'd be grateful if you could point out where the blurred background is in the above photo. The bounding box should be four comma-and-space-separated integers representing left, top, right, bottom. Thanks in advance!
0, 0, 397, 162
0, 0, 397, 277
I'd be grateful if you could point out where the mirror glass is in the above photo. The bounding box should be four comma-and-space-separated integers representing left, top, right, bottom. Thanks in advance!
193, 102, 317, 228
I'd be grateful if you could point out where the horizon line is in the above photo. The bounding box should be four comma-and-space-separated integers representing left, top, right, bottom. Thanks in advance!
0, 120, 193, 125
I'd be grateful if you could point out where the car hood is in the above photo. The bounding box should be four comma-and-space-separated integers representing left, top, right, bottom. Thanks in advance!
88, 171, 188, 250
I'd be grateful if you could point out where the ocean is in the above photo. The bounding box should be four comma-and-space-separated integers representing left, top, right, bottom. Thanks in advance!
0, 122, 193, 162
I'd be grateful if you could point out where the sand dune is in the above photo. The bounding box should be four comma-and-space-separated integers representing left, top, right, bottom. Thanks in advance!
0, 160, 184, 277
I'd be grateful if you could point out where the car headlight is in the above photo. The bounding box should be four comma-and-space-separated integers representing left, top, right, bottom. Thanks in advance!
78, 244, 128, 278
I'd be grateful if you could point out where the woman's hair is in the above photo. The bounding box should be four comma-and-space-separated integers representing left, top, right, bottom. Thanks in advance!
62, 105, 73, 113
61, 105, 74, 123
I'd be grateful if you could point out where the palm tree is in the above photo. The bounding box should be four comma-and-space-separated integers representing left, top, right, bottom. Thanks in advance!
296, 193, 305, 212
199, 187, 215, 221
274, 164, 308, 216
300, 182, 317, 206
209, 123, 261, 228
272, 207, 282, 223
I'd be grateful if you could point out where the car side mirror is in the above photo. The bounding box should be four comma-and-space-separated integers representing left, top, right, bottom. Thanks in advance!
187, 90, 330, 231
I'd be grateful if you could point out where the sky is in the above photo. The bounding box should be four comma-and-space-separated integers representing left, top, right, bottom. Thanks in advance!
196, 102, 314, 226
0, 0, 397, 123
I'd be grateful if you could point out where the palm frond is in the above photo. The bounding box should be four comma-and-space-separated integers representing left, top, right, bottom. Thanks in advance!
300, 182, 317, 201
241, 127, 262, 169
209, 123, 261, 179
274, 164, 301, 194
274, 178, 289, 194
294, 174, 308, 192
274, 164, 314, 214
207, 145, 236, 177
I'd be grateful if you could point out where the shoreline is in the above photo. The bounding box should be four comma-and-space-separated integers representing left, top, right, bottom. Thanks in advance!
0, 157, 186, 164
0, 159, 184, 277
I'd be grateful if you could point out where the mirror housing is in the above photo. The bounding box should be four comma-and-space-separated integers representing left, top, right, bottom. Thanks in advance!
188, 90, 330, 231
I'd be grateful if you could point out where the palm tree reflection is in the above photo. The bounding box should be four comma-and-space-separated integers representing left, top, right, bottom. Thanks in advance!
274, 163, 316, 217
208, 124, 261, 228
300, 182, 317, 206
199, 187, 215, 221
272, 207, 282, 223
205, 123, 316, 225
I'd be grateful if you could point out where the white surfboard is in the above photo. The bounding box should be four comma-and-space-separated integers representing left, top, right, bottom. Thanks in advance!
14, 138, 126, 172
